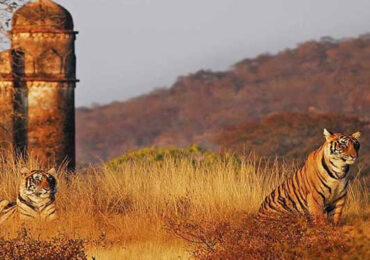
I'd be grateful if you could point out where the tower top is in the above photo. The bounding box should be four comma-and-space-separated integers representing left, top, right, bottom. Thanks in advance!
12, 0, 74, 32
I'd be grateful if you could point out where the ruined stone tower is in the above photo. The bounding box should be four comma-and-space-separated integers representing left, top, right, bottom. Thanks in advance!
0, 50, 14, 154
0, 0, 77, 170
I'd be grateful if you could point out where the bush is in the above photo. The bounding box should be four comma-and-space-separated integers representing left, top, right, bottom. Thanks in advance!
167, 216, 370, 259
106, 145, 241, 171
0, 229, 88, 260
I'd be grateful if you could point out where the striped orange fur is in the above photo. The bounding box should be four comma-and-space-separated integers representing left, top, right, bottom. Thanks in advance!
258, 129, 361, 224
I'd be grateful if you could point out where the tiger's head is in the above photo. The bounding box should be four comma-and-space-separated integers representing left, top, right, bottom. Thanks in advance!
19, 168, 57, 199
323, 128, 361, 166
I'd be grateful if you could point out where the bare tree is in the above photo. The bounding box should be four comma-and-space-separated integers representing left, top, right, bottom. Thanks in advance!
0, 0, 27, 50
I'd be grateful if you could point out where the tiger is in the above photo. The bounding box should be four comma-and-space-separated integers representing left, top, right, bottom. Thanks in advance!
258, 129, 360, 225
0, 167, 58, 224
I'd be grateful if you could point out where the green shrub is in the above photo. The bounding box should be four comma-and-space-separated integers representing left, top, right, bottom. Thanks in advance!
106, 145, 242, 171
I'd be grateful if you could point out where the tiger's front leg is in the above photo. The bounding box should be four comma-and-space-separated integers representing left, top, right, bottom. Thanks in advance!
307, 193, 327, 224
328, 196, 347, 225
40, 203, 57, 221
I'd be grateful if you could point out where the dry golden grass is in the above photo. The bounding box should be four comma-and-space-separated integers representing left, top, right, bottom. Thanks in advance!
0, 153, 368, 259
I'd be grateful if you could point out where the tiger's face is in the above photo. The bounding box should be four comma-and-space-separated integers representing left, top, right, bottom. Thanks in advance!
323, 129, 361, 165
20, 168, 57, 198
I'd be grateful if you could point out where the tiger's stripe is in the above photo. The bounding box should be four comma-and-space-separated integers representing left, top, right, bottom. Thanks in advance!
17, 192, 57, 221
258, 129, 360, 224
17, 168, 57, 221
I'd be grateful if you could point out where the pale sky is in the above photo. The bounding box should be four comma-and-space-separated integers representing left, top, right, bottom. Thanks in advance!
54, 0, 370, 107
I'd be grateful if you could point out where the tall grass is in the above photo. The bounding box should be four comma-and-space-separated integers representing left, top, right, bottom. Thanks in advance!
0, 151, 368, 258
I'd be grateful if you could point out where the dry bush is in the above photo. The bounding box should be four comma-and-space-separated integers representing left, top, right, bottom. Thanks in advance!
0, 228, 87, 260
167, 216, 370, 259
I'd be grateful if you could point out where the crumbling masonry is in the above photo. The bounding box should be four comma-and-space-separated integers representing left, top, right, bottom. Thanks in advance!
0, 0, 77, 169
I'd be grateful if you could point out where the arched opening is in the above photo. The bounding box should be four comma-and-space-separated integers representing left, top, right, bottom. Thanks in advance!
38, 49, 62, 76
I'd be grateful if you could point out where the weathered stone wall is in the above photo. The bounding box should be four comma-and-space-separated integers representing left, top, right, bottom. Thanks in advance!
0, 50, 12, 76
27, 81, 75, 167
0, 81, 14, 155
11, 31, 76, 169
11, 32, 76, 78
0, 51, 15, 156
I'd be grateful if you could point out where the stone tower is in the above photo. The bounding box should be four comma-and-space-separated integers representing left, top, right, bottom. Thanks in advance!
0, 0, 77, 170
0, 50, 15, 154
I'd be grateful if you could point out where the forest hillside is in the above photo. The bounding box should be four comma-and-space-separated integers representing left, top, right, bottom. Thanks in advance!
76, 35, 370, 163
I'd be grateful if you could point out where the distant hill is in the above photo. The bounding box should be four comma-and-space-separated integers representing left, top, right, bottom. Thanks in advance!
216, 112, 369, 168
76, 35, 370, 164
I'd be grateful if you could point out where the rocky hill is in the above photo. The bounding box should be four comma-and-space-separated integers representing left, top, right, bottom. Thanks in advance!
76, 35, 370, 163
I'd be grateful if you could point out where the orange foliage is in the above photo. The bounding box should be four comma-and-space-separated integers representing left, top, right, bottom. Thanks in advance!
168, 216, 370, 259
216, 112, 370, 173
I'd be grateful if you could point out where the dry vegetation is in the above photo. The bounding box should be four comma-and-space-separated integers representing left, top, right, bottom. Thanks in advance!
0, 148, 368, 259
216, 113, 370, 174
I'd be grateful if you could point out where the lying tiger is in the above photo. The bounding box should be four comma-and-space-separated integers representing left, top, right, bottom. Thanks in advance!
258, 129, 360, 225
0, 167, 57, 223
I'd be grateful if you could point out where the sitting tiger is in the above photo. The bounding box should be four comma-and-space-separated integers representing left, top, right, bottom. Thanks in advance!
258, 129, 360, 225
0, 167, 57, 223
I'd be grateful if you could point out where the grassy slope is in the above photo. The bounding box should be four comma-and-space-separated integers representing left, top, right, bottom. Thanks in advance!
0, 150, 368, 258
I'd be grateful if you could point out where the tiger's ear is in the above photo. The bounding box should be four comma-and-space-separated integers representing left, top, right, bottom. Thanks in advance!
47, 168, 56, 175
352, 131, 361, 140
323, 128, 333, 141
20, 167, 31, 177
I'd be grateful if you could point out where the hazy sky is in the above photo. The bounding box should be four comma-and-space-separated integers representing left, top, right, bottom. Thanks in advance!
54, 0, 370, 107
